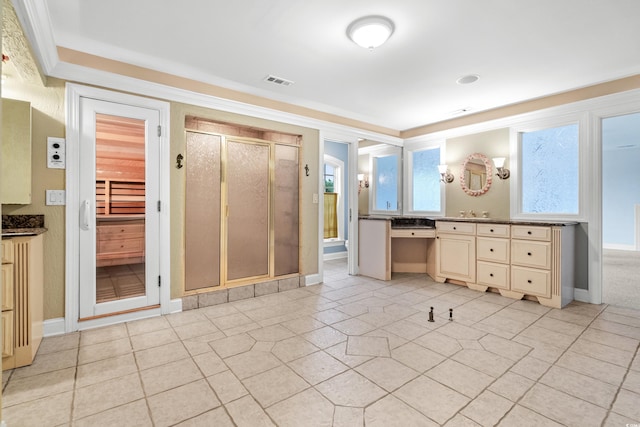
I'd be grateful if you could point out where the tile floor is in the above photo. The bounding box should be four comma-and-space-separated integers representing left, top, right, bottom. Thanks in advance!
3, 259, 640, 426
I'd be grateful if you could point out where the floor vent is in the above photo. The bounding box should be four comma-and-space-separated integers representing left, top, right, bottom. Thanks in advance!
264, 75, 294, 86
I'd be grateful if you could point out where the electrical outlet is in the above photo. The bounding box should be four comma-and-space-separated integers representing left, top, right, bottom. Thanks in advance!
47, 137, 66, 169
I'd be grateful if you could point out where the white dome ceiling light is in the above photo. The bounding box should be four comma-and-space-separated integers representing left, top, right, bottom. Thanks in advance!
347, 16, 394, 49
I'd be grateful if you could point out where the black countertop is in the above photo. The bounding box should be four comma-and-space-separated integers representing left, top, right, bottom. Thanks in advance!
359, 215, 577, 227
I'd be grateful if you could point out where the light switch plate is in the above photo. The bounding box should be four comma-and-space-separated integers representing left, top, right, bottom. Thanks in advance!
47, 137, 66, 169
312, 193, 319, 204
46, 190, 66, 205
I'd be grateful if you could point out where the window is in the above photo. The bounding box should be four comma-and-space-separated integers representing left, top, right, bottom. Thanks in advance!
323, 155, 344, 242
324, 163, 335, 193
368, 145, 402, 214
406, 145, 442, 214
518, 122, 580, 217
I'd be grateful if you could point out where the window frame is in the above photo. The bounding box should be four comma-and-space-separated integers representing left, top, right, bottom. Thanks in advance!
367, 144, 402, 216
323, 154, 345, 244
510, 113, 588, 222
403, 139, 446, 217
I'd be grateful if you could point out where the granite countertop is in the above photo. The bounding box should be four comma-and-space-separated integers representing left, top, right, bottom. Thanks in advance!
435, 217, 578, 226
358, 215, 577, 227
2, 214, 48, 237
2, 228, 48, 237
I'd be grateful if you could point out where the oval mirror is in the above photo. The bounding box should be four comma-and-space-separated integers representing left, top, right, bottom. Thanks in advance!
460, 153, 493, 196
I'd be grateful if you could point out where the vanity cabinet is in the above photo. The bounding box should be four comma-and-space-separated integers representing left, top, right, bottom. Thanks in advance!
2, 240, 15, 358
436, 220, 575, 308
435, 222, 476, 283
476, 223, 510, 290
1, 98, 32, 204
510, 225, 553, 298
1, 235, 44, 369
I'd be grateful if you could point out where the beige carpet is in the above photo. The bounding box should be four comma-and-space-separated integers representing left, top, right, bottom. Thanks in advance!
603, 248, 640, 309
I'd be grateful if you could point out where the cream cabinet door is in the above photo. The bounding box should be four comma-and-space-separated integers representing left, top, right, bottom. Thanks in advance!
359, 219, 390, 281
1, 99, 31, 204
436, 233, 476, 283
2, 311, 13, 357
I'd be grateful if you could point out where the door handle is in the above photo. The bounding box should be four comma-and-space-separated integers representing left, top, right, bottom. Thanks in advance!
81, 199, 90, 230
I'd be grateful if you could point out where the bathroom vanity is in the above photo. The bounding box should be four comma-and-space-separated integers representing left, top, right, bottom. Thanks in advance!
359, 216, 576, 308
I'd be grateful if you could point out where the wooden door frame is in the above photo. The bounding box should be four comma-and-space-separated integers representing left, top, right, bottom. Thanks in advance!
65, 83, 171, 332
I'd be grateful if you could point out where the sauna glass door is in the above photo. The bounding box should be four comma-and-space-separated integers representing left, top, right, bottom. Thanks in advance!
78, 98, 161, 318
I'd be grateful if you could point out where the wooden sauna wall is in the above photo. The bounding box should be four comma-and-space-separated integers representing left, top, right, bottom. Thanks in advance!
95, 114, 146, 216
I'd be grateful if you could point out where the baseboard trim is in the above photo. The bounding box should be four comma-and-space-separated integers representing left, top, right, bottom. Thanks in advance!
323, 251, 348, 261
574, 288, 591, 303
43, 317, 66, 337
170, 298, 182, 313
305, 273, 322, 286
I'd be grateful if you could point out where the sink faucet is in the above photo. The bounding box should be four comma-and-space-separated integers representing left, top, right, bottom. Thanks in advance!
468, 210, 476, 217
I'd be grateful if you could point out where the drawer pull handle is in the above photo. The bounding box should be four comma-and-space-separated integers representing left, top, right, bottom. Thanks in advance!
527, 231, 532, 235
121, 229, 125, 232
490, 229, 494, 232
490, 273, 494, 277
453, 226, 457, 230
527, 280, 532, 283
527, 252, 532, 256
490, 248, 494, 252
411, 232, 415, 236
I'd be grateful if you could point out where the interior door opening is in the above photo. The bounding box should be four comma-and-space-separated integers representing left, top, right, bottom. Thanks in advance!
601, 111, 640, 308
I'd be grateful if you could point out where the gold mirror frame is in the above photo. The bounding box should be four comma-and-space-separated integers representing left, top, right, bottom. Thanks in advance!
460, 152, 493, 196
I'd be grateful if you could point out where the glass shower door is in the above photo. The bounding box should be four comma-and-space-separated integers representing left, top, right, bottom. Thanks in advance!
225, 139, 270, 281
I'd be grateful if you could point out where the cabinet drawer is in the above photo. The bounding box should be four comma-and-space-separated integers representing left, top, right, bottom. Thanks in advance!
98, 238, 144, 254
390, 228, 435, 238
477, 261, 509, 289
511, 266, 550, 298
1, 240, 13, 264
436, 222, 476, 235
477, 223, 510, 238
511, 240, 551, 269
477, 237, 510, 263
97, 223, 145, 236
511, 225, 551, 241
2, 311, 13, 357
1, 264, 13, 311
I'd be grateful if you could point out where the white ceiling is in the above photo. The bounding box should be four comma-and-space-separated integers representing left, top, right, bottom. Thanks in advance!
22, 0, 640, 130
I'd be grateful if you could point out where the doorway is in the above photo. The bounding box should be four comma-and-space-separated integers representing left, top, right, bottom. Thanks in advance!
65, 84, 171, 331
601, 111, 640, 308
323, 141, 350, 275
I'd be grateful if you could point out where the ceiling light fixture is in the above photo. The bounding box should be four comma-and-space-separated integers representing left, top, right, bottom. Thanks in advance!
457, 75, 480, 85
347, 16, 394, 49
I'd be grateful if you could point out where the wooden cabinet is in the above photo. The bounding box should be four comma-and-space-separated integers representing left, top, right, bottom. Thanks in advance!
475, 223, 510, 291
1, 98, 32, 204
2, 235, 44, 369
435, 222, 476, 283
435, 221, 575, 308
510, 225, 555, 301
2, 240, 14, 358
96, 221, 145, 267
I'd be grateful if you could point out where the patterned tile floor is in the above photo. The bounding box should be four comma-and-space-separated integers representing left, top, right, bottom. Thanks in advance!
2, 259, 640, 426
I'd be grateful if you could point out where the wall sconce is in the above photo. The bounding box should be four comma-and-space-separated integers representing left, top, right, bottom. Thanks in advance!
493, 157, 510, 179
358, 173, 369, 189
438, 164, 454, 183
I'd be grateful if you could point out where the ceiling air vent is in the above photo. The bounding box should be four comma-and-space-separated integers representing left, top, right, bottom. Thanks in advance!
264, 75, 294, 87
